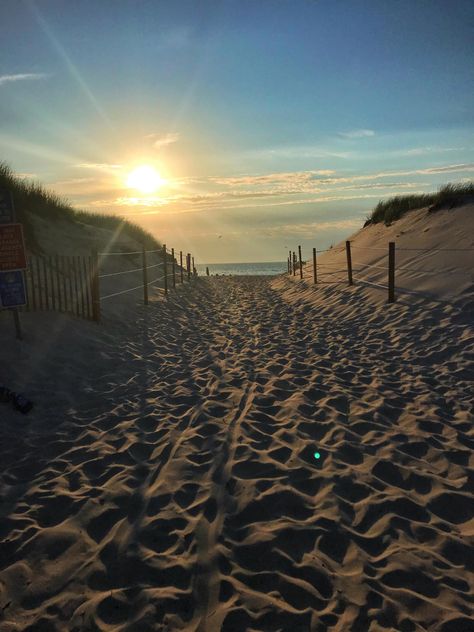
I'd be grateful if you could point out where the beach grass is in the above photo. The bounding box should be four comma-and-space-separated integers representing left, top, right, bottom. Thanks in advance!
365, 181, 474, 226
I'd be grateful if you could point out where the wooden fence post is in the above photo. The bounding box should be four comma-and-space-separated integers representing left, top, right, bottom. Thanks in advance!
142, 247, 149, 305
30, 257, 37, 310
345, 241, 353, 286
12, 309, 22, 340
91, 251, 101, 323
82, 257, 91, 318
187, 253, 191, 280
292, 251, 296, 276
298, 245, 303, 279
180, 251, 184, 283
163, 244, 168, 295
206, 266, 209, 276
42, 258, 50, 310
192, 256, 195, 277
313, 247, 317, 284
388, 241, 395, 303
55, 255, 62, 312
172, 247, 176, 288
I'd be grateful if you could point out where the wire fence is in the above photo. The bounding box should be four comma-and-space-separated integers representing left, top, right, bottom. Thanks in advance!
17, 244, 198, 322
287, 242, 473, 302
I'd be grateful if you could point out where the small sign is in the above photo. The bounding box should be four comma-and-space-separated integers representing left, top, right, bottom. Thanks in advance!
0, 270, 26, 308
0, 189, 15, 224
0, 223, 27, 271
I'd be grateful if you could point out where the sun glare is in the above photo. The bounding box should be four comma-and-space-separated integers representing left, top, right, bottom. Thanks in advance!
126, 165, 165, 194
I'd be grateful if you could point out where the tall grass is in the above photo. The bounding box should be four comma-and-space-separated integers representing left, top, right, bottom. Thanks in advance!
365, 182, 474, 226
0, 162, 161, 251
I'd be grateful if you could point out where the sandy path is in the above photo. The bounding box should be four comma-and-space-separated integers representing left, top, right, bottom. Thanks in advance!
0, 276, 473, 632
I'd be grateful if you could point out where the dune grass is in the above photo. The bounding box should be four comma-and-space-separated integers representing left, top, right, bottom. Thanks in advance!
0, 162, 161, 252
365, 182, 474, 226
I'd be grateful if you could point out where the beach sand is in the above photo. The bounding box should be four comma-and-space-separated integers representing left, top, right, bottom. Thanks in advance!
1, 220, 473, 630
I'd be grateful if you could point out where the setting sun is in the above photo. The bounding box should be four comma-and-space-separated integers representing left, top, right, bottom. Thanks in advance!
126, 165, 165, 194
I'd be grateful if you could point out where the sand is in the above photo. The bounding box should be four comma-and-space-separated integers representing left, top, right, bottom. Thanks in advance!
1, 207, 473, 631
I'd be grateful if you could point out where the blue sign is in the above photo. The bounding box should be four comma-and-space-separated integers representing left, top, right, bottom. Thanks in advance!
0, 189, 15, 224
0, 270, 26, 307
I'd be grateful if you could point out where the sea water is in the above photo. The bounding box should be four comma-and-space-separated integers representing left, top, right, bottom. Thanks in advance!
195, 261, 287, 277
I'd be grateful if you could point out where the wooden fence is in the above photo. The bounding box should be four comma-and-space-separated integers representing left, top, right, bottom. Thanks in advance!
16, 245, 197, 323
21, 254, 98, 320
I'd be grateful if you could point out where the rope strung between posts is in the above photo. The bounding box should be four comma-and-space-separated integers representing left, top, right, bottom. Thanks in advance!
101, 273, 167, 301
98, 250, 142, 256
99, 262, 163, 279
352, 261, 388, 272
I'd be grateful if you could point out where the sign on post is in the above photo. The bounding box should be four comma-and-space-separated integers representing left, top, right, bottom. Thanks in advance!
0, 189, 15, 224
0, 223, 27, 271
0, 191, 27, 339
0, 270, 27, 308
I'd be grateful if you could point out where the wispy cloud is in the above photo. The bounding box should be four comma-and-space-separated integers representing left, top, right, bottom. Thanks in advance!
75, 162, 123, 171
0, 73, 49, 86
145, 132, 180, 148
338, 129, 375, 139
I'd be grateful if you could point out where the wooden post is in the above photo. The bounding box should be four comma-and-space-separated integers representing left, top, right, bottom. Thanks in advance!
72, 256, 80, 315
192, 256, 195, 277
187, 253, 191, 280
206, 266, 209, 276
172, 247, 176, 288
78, 255, 86, 318
68, 257, 74, 313
61, 257, 69, 312
30, 257, 37, 310
82, 257, 91, 318
293, 251, 296, 276
55, 255, 62, 312
345, 241, 353, 286
91, 251, 101, 323
142, 247, 148, 305
42, 258, 50, 310
313, 247, 317, 284
163, 244, 168, 295
298, 245, 303, 279
49, 256, 57, 311
180, 251, 183, 283
12, 309, 22, 340
388, 241, 395, 303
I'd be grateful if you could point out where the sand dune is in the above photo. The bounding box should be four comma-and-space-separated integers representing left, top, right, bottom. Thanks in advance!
1, 263, 472, 631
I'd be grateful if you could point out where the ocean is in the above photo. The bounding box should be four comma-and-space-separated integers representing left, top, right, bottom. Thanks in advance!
195, 261, 287, 277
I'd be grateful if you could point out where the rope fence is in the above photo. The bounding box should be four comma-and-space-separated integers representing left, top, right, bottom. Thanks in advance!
287, 241, 473, 303
96, 243, 199, 319
17, 244, 199, 323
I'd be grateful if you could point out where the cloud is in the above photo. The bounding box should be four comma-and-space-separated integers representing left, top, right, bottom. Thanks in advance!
257, 219, 362, 237
0, 73, 49, 86
338, 129, 375, 139
75, 162, 123, 171
212, 170, 335, 188
145, 132, 180, 148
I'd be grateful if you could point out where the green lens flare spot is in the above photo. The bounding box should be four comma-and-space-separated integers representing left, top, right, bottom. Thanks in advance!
314, 452, 321, 460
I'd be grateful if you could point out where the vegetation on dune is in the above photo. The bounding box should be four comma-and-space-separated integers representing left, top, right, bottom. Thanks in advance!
0, 162, 161, 252
365, 181, 474, 226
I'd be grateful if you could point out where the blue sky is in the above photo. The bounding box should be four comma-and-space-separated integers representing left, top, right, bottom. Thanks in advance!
1, 0, 473, 262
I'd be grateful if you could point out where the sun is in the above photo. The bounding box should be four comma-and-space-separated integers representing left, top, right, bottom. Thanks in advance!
126, 165, 165, 194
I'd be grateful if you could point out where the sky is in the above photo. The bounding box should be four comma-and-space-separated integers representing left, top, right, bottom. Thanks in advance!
1, 0, 473, 263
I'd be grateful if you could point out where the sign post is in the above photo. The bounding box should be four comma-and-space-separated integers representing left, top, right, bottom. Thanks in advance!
0, 190, 27, 339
